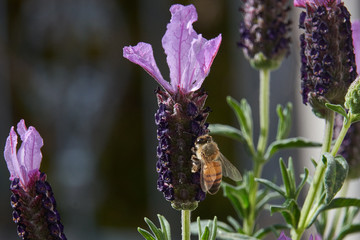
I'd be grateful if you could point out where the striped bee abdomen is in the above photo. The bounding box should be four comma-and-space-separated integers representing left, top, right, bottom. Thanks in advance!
203, 161, 222, 194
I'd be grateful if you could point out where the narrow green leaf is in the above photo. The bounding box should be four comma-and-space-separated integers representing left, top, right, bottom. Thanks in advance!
307, 198, 360, 228
217, 219, 236, 232
279, 158, 292, 198
287, 158, 296, 195
336, 224, 360, 240
350, 113, 360, 123
276, 103, 293, 140
226, 216, 240, 232
226, 96, 253, 140
210, 217, 218, 240
198, 217, 202, 240
256, 178, 286, 197
201, 226, 210, 240
138, 227, 156, 240
325, 103, 347, 118
265, 137, 322, 160
270, 200, 300, 227
295, 168, 309, 200
158, 215, 171, 240
216, 232, 260, 240
144, 217, 164, 240
222, 182, 249, 219
256, 192, 280, 215
323, 153, 349, 203
208, 124, 246, 143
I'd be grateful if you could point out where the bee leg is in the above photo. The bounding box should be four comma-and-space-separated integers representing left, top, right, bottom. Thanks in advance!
191, 146, 196, 154
191, 155, 201, 172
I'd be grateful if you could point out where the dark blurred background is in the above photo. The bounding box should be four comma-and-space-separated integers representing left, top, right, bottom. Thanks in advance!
0, 0, 359, 240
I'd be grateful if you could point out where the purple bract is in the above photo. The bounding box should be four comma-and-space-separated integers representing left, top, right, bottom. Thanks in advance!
4, 119, 43, 189
123, 4, 221, 95
294, 0, 341, 8
353, 20, 360, 74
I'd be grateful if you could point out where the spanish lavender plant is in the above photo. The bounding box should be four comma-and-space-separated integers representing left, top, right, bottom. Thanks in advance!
4, 119, 66, 240
124, 4, 221, 240
206, 0, 294, 237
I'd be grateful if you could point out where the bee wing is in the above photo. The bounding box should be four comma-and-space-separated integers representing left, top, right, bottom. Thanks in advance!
218, 153, 242, 181
199, 161, 209, 193
200, 161, 217, 193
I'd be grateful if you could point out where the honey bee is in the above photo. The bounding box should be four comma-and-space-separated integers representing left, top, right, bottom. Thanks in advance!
191, 134, 242, 194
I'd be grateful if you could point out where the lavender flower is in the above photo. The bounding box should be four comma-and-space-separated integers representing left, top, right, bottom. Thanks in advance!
4, 120, 66, 240
238, 0, 292, 70
278, 232, 292, 240
296, 0, 357, 118
123, 4, 221, 210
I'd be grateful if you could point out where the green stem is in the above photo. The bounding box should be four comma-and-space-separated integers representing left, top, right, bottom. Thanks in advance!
245, 161, 264, 235
292, 111, 334, 240
327, 179, 349, 239
182, 210, 191, 240
331, 117, 351, 157
322, 111, 334, 153
257, 68, 270, 156
243, 68, 270, 235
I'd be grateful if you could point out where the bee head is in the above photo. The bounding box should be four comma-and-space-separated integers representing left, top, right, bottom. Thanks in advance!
196, 134, 212, 145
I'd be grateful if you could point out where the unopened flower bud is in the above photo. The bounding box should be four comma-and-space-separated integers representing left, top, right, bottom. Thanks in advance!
239, 0, 292, 70
345, 76, 360, 114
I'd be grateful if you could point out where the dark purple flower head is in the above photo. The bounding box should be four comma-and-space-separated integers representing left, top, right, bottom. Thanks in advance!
238, 0, 292, 70
123, 4, 221, 95
124, 4, 220, 210
297, 0, 357, 118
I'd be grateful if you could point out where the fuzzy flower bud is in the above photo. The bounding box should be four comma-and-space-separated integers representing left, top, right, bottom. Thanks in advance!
4, 120, 66, 240
238, 0, 292, 70
297, 0, 357, 118
124, 4, 221, 210
345, 76, 360, 115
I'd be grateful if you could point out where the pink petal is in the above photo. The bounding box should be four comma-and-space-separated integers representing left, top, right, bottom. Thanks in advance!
294, 0, 306, 7
22, 126, 43, 174
17, 119, 27, 142
352, 20, 360, 75
4, 127, 19, 180
162, 4, 199, 92
123, 42, 173, 93
294, 0, 342, 8
189, 34, 222, 92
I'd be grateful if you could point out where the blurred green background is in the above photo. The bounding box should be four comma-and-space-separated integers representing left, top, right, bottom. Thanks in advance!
3, 0, 359, 239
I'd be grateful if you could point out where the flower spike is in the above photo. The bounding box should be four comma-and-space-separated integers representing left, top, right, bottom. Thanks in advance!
4, 120, 66, 240
124, 4, 221, 210
296, 0, 357, 118
238, 0, 292, 70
